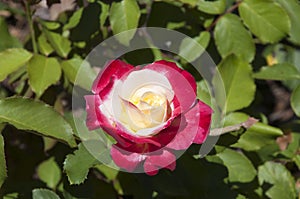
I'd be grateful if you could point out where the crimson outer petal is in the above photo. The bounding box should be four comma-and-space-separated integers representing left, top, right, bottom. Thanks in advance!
193, 100, 213, 144
144, 150, 176, 175
85, 95, 130, 147
92, 60, 134, 95
145, 61, 197, 112
111, 145, 144, 172
166, 100, 212, 150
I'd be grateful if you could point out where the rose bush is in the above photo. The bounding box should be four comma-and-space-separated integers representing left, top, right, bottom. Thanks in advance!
85, 60, 212, 175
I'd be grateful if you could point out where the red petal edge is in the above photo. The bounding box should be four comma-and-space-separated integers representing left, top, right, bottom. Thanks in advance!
166, 100, 212, 150
144, 150, 176, 175
111, 144, 145, 172
145, 61, 197, 112
92, 60, 134, 94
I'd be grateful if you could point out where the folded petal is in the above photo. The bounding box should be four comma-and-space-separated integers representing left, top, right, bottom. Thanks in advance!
166, 100, 211, 150
111, 144, 146, 172
144, 150, 176, 175
193, 100, 213, 144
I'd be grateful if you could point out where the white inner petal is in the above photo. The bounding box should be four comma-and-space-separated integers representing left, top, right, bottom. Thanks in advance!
107, 69, 175, 137
120, 69, 174, 102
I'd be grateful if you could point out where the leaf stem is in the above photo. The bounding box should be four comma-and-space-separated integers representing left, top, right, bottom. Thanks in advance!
206, 1, 242, 32
24, 1, 38, 54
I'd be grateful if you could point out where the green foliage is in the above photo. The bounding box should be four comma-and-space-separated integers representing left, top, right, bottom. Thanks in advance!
37, 157, 61, 189
27, 54, 61, 97
37, 33, 54, 56
258, 162, 297, 199
239, 0, 291, 43
32, 189, 60, 199
0, 0, 300, 198
253, 63, 300, 80
43, 30, 71, 58
0, 48, 32, 81
64, 143, 99, 185
275, 0, 300, 45
291, 85, 300, 117
216, 55, 256, 113
197, 0, 226, 15
0, 132, 6, 188
179, 31, 210, 62
61, 57, 96, 90
0, 17, 21, 51
217, 148, 256, 183
214, 14, 255, 62
225, 112, 283, 151
110, 0, 141, 45
0, 98, 76, 147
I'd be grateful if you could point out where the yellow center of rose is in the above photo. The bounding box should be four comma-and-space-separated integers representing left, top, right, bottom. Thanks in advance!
131, 91, 166, 107
120, 86, 169, 133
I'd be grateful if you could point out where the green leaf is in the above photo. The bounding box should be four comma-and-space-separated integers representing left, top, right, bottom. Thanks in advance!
32, 189, 60, 199
37, 157, 61, 189
99, 2, 110, 28
275, 0, 300, 45
279, 133, 300, 164
239, 0, 291, 43
225, 112, 283, 151
253, 63, 300, 80
61, 57, 96, 90
214, 14, 255, 63
197, 80, 212, 106
291, 85, 300, 117
64, 143, 99, 185
179, 31, 210, 62
110, 0, 141, 46
258, 162, 296, 199
39, 20, 60, 30
28, 54, 62, 97
0, 97, 76, 147
197, 0, 226, 15
0, 48, 32, 81
0, 133, 6, 188
38, 33, 54, 56
217, 148, 256, 182
177, 0, 198, 7
63, 8, 84, 30
3, 193, 18, 199
44, 30, 71, 58
0, 17, 22, 51
216, 55, 256, 113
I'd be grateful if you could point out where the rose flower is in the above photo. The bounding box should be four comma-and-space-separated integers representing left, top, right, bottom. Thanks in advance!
85, 60, 212, 175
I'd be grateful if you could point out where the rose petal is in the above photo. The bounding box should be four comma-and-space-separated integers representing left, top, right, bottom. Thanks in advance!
85, 95, 101, 130
153, 60, 197, 93
111, 144, 145, 172
113, 122, 162, 147
92, 60, 134, 94
193, 100, 213, 144
119, 69, 174, 102
145, 61, 196, 112
144, 150, 176, 175
166, 100, 211, 150
85, 95, 131, 147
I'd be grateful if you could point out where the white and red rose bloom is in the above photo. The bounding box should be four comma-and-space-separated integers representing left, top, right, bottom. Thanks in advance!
85, 60, 212, 175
